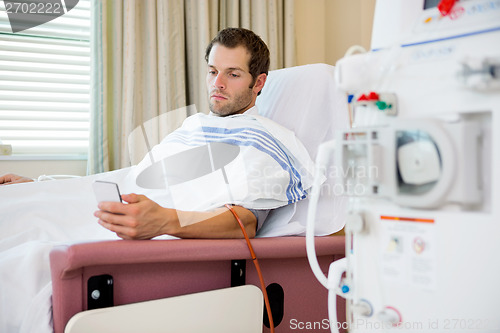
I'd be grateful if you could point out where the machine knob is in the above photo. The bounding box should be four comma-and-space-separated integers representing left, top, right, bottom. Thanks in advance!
352, 299, 373, 317
377, 306, 401, 326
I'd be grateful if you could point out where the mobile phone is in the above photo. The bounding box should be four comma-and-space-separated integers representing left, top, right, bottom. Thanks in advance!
93, 180, 122, 203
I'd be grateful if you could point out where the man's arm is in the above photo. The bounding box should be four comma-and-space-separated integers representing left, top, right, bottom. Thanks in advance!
94, 193, 257, 240
0, 173, 34, 185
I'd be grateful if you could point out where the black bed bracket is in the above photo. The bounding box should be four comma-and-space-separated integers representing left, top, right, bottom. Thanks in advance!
230, 259, 246, 287
87, 274, 114, 310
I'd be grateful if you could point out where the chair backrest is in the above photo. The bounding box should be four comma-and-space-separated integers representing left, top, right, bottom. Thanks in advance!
255, 64, 350, 236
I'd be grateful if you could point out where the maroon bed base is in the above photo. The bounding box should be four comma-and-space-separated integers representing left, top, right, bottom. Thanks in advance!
50, 236, 346, 333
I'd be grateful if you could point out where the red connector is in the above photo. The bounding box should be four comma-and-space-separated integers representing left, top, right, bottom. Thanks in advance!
357, 91, 379, 102
438, 0, 457, 16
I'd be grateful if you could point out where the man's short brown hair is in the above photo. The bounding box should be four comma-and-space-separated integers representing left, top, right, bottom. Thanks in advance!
205, 27, 270, 86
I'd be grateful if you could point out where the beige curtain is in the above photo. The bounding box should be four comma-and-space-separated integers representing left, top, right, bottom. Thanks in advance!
89, 0, 295, 174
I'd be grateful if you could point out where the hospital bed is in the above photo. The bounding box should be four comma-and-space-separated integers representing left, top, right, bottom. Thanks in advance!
48, 63, 350, 332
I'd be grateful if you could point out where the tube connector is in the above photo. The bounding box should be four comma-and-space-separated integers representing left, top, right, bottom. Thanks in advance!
352, 299, 373, 317
378, 306, 402, 326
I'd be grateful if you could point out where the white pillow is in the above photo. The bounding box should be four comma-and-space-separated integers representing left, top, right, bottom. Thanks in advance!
255, 63, 349, 237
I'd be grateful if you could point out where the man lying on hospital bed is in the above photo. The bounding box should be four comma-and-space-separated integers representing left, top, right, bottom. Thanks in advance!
0, 27, 317, 241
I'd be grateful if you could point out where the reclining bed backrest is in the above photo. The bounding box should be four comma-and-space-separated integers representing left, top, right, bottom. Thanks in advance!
256, 63, 350, 236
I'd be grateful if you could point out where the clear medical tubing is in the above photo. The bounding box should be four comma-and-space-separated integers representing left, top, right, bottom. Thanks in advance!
306, 139, 337, 289
306, 139, 344, 333
328, 258, 348, 333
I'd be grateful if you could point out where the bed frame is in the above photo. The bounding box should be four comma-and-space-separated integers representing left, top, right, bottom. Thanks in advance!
50, 236, 346, 332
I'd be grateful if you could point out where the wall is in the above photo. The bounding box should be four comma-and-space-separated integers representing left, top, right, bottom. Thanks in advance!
295, 0, 376, 66
0, 157, 87, 179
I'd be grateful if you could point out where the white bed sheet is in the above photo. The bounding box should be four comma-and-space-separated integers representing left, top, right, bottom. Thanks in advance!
0, 169, 131, 333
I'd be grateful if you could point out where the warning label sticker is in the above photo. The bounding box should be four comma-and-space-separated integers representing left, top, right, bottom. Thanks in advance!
379, 215, 437, 290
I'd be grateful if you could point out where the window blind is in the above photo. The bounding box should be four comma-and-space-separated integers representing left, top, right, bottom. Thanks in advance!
0, 0, 90, 156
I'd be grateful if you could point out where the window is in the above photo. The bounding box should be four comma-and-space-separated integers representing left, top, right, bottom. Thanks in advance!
0, 0, 90, 157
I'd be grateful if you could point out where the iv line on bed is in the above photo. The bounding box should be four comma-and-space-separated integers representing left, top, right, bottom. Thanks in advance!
36, 174, 82, 181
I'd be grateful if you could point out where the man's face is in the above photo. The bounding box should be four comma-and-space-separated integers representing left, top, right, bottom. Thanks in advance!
206, 44, 263, 116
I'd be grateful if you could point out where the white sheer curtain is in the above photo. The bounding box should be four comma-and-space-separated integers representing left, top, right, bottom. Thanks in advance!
89, 0, 295, 174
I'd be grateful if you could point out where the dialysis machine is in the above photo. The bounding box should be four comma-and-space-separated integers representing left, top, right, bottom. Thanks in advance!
307, 0, 500, 332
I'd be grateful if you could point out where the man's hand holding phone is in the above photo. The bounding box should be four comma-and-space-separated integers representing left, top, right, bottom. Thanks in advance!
93, 181, 178, 240
92, 180, 122, 203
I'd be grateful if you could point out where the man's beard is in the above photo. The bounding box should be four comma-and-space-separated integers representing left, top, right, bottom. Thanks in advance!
209, 88, 253, 116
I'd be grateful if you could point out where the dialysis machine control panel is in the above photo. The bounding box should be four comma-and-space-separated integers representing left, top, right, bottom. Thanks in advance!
307, 1, 500, 332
